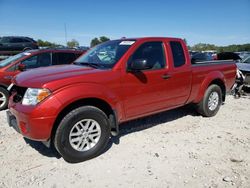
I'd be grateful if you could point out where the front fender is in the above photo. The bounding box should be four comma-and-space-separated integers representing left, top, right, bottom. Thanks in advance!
193, 71, 225, 103
52, 83, 124, 120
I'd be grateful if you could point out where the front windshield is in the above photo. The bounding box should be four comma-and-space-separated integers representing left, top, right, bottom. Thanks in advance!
0, 53, 28, 67
75, 40, 136, 68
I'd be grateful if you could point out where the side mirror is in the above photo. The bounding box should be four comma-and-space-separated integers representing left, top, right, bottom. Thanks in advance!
18, 63, 26, 71
129, 59, 152, 71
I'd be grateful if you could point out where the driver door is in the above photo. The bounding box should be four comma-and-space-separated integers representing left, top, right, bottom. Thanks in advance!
121, 41, 169, 119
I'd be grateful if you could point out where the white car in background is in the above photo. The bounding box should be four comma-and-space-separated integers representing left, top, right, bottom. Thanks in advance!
235, 51, 250, 59
237, 55, 250, 85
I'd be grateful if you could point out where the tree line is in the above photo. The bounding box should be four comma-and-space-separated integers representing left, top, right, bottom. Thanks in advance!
37, 39, 80, 48
190, 43, 250, 52
37, 36, 110, 48
37, 37, 250, 52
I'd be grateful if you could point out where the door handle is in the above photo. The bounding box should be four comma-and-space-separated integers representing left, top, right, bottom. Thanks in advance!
162, 74, 171, 79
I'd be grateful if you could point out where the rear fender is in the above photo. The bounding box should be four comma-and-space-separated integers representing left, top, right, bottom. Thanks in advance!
193, 71, 225, 103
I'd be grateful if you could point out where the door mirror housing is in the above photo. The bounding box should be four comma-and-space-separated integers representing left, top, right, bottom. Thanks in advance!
18, 63, 26, 71
128, 59, 152, 71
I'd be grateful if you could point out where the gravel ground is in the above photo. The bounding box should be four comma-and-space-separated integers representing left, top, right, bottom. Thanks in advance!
0, 95, 249, 188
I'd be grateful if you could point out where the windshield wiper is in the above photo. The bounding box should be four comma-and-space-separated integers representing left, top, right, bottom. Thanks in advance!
73, 62, 101, 69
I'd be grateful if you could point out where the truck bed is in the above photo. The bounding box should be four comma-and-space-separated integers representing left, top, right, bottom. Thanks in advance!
188, 60, 236, 104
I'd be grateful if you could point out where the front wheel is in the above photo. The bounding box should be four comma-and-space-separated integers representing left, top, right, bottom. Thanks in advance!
54, 106, 111, 163
196, 84, 222, 117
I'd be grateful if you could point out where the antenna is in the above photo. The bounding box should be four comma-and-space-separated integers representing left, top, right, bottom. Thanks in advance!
64, 23, 68, 45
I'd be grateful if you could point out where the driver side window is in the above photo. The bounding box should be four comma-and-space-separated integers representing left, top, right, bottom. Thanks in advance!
21, 55, 38, 69
20, 53, 51, 69
130, 42, 166, 70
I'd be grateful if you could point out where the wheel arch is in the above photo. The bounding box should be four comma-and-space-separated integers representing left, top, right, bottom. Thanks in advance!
194, 71, 226, 103
208, 79, 226, 102
0, 83, 9, 89
50, 97, 119, 145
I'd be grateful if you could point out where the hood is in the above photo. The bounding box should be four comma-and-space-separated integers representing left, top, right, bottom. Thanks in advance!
14, 64, 107, 90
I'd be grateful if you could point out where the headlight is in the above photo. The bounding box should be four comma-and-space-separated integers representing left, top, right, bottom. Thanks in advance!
22, 88, 51, 105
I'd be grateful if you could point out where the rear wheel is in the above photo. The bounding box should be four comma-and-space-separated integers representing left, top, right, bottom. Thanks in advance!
0, 87, 9, 111
54, 106, 110, 163
196, 84, 222, 117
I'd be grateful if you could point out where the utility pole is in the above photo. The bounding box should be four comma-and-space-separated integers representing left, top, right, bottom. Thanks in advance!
64, 23, 68, 46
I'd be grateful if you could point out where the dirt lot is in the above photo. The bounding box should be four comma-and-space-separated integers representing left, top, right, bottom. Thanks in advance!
0, 95, 249, 188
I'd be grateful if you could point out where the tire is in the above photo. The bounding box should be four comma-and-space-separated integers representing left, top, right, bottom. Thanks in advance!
0, 87, 9, 111
196, 84, 222, 117
54, 106, 111, 163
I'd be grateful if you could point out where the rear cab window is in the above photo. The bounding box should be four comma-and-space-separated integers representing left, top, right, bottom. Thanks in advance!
169, 41, 186, 68
38, 53, 52, 67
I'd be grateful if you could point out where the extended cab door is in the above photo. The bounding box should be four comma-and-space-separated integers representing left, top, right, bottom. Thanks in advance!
121, 41, 170, 118
164, 40, 192, 107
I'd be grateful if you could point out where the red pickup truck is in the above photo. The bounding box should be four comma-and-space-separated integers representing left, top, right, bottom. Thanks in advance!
7, 37, 236, 162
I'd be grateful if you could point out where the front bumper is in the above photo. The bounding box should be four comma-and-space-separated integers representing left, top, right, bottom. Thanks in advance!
6, 110, 20, 133
7, 95, 62, 141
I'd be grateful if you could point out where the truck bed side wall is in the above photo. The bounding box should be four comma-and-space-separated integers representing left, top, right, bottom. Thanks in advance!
187, 63, 236, 104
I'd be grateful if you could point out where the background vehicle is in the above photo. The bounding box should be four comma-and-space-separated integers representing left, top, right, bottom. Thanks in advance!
191, 52, 213, 64
235, 51, 250, 59
236, 55, 250, 85
76, 46, 90, 51
237, 55, 250, 73
0, 48, 85, 110
0, 36, 39, 57
7, 37, 236, 163
231, 69, 245, 97
189, 51, 199, 57
217, 52, 241, 61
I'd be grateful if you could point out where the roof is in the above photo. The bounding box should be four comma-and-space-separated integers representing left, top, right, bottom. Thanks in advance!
118, 37, 182, 41
0, 36, 34, 39
26, 48, 85, 54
